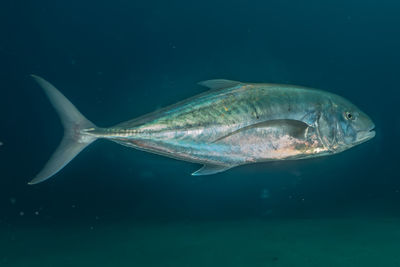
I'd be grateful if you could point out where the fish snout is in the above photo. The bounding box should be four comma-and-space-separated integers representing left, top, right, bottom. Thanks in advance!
356, 123, 376, 143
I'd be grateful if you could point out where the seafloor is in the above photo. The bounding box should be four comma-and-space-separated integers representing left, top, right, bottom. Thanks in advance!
2, 217, 399, 267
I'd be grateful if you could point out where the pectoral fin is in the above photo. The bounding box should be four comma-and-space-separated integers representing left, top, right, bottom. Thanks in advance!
191, 164, 233, 176
214, 119, 310, 143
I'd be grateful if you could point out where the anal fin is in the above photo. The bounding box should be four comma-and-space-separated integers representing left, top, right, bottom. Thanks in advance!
191, 164, 232, 176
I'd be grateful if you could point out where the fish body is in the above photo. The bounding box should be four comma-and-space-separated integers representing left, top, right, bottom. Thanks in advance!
29, 76, 375, 184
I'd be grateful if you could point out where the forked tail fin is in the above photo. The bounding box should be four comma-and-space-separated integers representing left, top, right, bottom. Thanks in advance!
29, 75, 98, 185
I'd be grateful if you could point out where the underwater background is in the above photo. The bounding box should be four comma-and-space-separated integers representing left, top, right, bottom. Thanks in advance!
1, 0, 399, 266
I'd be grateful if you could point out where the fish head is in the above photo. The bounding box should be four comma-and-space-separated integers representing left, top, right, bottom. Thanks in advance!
328, 95, 375, 151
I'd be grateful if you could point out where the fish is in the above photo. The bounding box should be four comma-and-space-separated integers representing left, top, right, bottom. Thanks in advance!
28, 75, 375, 184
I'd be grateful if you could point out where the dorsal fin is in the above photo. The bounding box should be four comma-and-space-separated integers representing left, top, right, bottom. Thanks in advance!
198, 79, 242, 90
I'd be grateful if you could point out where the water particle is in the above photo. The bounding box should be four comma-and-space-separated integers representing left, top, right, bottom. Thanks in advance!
260, 188, 270, 199
264, 209, 273, 216
140, 171, 155, 178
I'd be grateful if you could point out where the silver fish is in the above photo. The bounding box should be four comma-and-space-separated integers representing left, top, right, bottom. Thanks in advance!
29, 75, 375, 184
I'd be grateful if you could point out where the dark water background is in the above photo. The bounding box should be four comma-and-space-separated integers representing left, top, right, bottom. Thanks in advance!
1, 0, 399, 266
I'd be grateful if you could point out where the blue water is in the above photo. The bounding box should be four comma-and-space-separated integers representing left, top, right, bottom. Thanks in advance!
1, 0, 399, 266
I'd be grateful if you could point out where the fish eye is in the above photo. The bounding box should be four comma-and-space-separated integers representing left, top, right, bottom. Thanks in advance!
345, 111, 354, 120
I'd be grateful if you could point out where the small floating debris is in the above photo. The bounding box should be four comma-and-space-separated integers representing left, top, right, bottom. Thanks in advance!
260, 188, 270, 199
9, 198, 16, 205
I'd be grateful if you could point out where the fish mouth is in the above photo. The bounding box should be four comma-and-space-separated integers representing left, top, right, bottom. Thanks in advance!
364, 129, 376, 140
357, 125, 376, 143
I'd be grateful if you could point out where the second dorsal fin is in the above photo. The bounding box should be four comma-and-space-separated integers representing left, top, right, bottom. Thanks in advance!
198, 79, 242, 90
